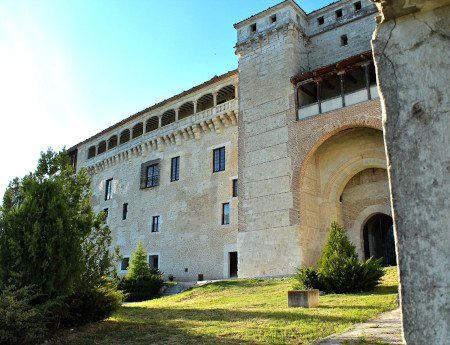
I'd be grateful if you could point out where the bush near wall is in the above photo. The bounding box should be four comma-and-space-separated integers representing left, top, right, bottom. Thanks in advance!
118, 242, 164, 302
294, 221, 384, 293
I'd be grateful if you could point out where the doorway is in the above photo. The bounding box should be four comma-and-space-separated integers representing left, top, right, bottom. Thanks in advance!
363, 214, 396, 266
229, 252, 238, 278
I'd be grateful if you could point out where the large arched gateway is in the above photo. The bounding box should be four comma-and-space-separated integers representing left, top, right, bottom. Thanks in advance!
298, 127, 391, 266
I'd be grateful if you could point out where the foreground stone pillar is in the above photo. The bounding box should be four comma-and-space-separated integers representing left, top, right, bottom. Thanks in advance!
371, 1, 450, 344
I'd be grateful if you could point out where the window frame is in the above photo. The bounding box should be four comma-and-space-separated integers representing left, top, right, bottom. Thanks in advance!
105, 178, 113, 200
103, 208, 109, 223
122, 203, 128, 220
232, 179, 238, 198
213, 147, 226, 173
222, 202, 230, 225
151, 215, 160, 233
148, 254, 159, 270
170, 156, 180, 182
120, 257, 130, 272
140, 159, 161, 189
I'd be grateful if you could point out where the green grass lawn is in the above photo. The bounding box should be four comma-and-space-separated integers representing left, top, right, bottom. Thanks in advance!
50, 267, 399, 345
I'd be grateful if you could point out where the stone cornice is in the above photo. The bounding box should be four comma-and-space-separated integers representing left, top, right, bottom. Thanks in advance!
83, 99, 238, 175
235, 20, 305, 57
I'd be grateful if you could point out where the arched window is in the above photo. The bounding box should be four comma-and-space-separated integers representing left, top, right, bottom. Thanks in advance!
217, 85, 235, 105
161, 109, 175, 127
87, 146, 96, 159
119, 129, 130, 144
97, 141, 106, 154
146, 117, 159, 133
132, 122, 144, 139
197, 93, 214, 112
108, 135, 118, 150
178, 101, 194, 120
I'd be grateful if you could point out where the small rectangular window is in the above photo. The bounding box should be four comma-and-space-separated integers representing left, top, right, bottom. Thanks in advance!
149, 255, 159, 269
354, 1, 362, 11
105, 178, 113, 200
152, 215, 160, 232
341, 35, 348, 46
335, 9, 343, 18
171, 156, 180, 182
213, 147, 226, 173
121, 257, 130, 271
222, 203, 230, 225
103, 208, 109, 223
146, 164, 160, 188
250, 23, 257, 32
232, 179, 238, 198
270, 14, 277, 24
122, 203, 128, 220
317, 16, 324, 25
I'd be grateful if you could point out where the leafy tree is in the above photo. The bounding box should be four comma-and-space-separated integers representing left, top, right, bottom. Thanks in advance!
119, 241, 163, 301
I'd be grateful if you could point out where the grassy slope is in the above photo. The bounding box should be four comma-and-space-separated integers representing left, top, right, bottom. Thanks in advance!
51, 267, 398, 345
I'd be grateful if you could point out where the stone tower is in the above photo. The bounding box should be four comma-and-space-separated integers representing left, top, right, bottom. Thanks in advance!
235, 0, 308, 277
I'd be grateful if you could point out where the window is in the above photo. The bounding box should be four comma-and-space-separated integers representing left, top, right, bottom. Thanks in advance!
335, 9, 343, 18
140, 159, 161, 189
222, 203, 230, 225
105, 178, 113, 200
152, 216, 160, 232
122, 203, 128, 220
341, 35, 348, 46
270, 14, 277, 24
250, 23, 257, 32
87, 146, 96, 159
317, 16, 324, 25
354, 1, 362, 11
149, 255, 159, 269
232, 179, 238, 197
171, 156, 180, 182
103, 208, 109, 223
120, 257, 130, 271
213, 147, 226, 172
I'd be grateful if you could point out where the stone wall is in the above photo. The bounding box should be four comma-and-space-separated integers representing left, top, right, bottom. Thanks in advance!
371, 0, 450, 343
75, 74, 240, 281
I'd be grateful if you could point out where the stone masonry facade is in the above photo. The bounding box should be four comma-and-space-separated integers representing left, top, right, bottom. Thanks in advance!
69, 0, 391, 280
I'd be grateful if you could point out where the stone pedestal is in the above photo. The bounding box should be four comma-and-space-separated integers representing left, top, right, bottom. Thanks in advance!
371, 0, 450, 343
287, 289, 319, 308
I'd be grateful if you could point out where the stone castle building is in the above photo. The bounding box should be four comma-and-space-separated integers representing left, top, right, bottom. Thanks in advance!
68, 0, 396, 281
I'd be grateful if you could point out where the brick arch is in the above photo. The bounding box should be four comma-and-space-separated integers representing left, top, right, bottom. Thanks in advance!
290, 120, 382, 226
294, 122, 385, 266
297, 122, 381, 191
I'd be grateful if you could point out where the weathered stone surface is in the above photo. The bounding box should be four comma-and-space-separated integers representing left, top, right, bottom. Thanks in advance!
287, 289, 319, 308
371, 1, 450, 343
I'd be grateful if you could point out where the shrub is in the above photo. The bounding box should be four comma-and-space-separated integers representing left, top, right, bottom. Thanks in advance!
60, 279, 123, 327
316, 221, 384, 293
118, 242, 164, 302
0, 286, 48, 345
0, 149, 122, 338
293, 267, 322, 290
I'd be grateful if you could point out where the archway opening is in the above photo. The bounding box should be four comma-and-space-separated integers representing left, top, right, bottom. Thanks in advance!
363, 213, 396, 266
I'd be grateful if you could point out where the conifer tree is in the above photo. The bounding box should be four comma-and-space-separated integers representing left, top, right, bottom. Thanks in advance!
0, 149, 111, 297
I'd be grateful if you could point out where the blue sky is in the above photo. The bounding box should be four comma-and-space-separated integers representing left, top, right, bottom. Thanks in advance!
0, 0, 334, 194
